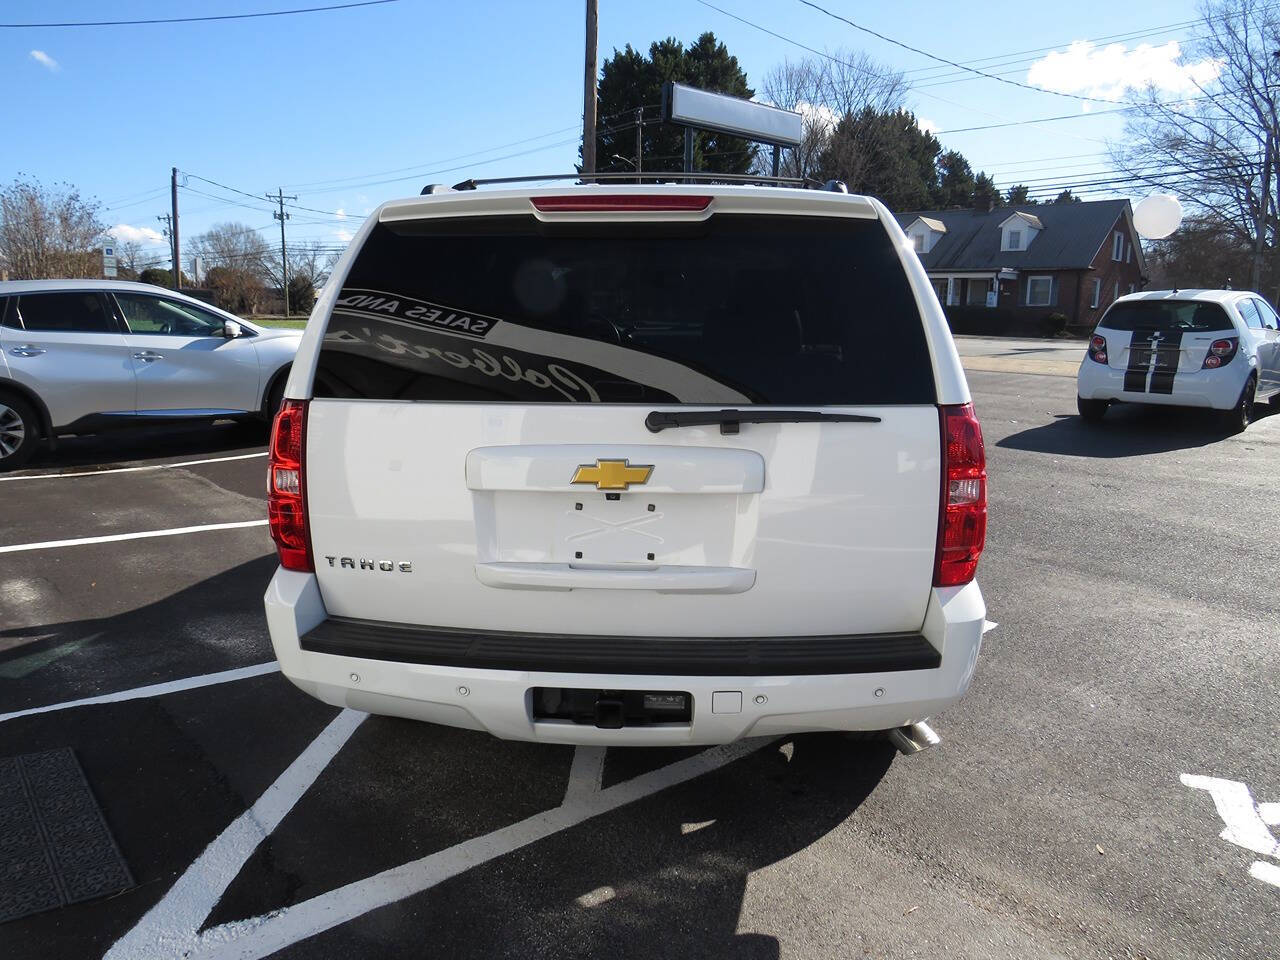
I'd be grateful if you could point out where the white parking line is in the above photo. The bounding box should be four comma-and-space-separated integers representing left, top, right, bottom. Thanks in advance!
108, 721, 770, 960
0, 451, 267, 482
104, 709, 368, 960
0, 519, 269, 554
563, 746, 607, 804
0, 662, 279, 723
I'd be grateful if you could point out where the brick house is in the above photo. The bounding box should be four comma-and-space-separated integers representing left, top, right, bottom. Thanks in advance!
894, 199, 1147, 333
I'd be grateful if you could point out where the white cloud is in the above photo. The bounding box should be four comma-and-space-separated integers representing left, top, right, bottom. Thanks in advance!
917, 116, 939, 134
111, 223, 165, 246
334, 208, 347, 219
796, 100, 838, 132
1027, 40, 1222, 102
29, 50, 59, 72
333, 228, 353, 243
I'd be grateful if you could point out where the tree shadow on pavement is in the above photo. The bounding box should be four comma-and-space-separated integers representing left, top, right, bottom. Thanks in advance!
23, 420, 268, 472
322, 735, 899, 960
996, 402, 1275, 458
0, 555, 279, 714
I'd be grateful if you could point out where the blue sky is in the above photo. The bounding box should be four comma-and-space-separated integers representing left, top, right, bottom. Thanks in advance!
1, 0, 1211, 268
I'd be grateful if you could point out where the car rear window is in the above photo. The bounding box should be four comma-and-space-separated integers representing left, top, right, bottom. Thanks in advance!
313, 213, 936, 405
1099, 300, 1233, 333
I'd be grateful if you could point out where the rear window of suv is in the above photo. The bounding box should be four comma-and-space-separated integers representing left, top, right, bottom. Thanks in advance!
314, 213, 936, 405
1100, 300, 1233, 333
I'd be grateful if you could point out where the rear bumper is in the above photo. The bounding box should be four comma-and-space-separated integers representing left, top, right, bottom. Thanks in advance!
1077, 358, 1248, 409
264, 570, 986, 746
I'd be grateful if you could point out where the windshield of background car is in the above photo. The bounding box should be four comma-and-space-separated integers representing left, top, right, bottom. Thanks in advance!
313, 213, 936, 405
1099, 300, 1234, 333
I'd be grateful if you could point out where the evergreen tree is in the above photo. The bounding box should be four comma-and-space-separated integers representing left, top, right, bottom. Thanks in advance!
593, 32, 756, 175
934, 150, 975, 208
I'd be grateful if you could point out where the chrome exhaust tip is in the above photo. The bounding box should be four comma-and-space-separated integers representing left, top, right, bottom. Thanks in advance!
887, 721, 940, 755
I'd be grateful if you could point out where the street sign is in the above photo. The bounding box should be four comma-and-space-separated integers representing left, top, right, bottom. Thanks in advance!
102, 243, 118, 278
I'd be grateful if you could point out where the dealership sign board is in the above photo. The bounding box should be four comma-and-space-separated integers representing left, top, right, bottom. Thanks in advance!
662, 82, 802, 147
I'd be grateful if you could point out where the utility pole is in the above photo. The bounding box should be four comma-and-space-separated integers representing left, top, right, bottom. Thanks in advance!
582, 0, 598, 175
1252, 128, 1271, 293
156, 213, 174, 279
170, 167, 181, 289
267, 187, 296, 316
634, 105, 643, 181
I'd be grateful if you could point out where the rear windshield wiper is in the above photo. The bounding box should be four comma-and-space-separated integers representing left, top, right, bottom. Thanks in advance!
645, 409, 882, 435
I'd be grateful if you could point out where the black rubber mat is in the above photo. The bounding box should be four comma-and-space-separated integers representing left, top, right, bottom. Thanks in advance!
0, 748, 133, 924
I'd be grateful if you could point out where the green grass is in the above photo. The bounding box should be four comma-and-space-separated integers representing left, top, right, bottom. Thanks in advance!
252, 317, 309, 329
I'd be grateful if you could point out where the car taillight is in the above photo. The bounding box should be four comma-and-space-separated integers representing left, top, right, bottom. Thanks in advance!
268, 399, 312, 571
1202, 337, 1237, 369
934, 403, 987, 587
531, 194, 712, 212
1088, 334, 1108, 364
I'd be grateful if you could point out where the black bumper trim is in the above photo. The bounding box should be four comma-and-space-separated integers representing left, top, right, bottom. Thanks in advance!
300, 617, 941, 676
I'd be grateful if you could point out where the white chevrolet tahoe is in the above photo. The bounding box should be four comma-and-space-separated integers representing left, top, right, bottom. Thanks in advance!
263, 182, 988, 747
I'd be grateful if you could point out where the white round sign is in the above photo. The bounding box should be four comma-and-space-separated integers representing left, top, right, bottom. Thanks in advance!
1133, 193, 1182, 239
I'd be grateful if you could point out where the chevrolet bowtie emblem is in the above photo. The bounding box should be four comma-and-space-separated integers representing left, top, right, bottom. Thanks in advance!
570, 458, 654, 491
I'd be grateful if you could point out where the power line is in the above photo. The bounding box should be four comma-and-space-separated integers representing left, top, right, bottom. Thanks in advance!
932, 109, 1131, 135
291, 108, 661, 195
794, 0, 1150, 107
0, 0, 399, 28
693, 0, 1009, 120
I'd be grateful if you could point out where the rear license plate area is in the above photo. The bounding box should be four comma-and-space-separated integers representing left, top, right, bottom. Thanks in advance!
531, 688, 693, 728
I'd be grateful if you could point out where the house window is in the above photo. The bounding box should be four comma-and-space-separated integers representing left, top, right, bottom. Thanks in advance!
1112, 231, 1124, 261
1128, 283, 1135, 294
1026, 275, 1052, 306
912, 233, 925, 253
1090, 278, 1101, 308
967, 278, 993, 306
1006, 229, 1022, 251
1114, 281, 1120, 302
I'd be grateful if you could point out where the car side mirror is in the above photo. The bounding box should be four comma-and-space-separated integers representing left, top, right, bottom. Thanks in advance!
223, 320, 243, 339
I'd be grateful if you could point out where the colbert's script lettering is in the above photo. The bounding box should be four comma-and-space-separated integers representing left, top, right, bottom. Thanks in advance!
331, 327, 602, 402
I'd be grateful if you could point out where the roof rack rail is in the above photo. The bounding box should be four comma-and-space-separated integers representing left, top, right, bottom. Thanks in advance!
445, 171, 810, 192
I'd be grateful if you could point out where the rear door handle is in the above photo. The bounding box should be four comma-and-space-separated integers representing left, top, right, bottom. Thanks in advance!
9, 345, 46, 357
132, 351, 164, 362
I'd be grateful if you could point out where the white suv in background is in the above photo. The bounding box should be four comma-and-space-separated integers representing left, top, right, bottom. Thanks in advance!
264, 182, 988, 747
0, 280, 301, 468
1077, 289, 1280, 432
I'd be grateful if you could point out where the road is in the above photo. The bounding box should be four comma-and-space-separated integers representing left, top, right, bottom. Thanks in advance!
1, 348, 1277, 959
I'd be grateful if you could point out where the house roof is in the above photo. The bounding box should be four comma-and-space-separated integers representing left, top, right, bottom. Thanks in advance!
894, 199, 1131, 272
909, 215, 947, 233
999, 211, 1042, 230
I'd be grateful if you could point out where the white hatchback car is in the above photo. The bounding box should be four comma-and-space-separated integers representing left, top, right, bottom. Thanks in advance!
264, 181, 987, 748
0, 280, 301, 468
1077, 289, 1280, 432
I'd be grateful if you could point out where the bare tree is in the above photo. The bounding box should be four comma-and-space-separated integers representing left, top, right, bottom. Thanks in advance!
0, 176, 105, 279
189, 222, 271, 313
118, 239, 144, 276
760, 50, 908, 181
288, 239, 338, 289
1111, 0, 1279, 293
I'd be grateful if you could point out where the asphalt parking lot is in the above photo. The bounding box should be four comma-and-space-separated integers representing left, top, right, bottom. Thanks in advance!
2, 357, 1278, 960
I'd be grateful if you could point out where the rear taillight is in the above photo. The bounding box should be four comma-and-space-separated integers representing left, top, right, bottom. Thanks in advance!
1088, 334, 1108, 364
531, 194, 712, 212
268, 399, 312, 571
1202, 337, 1237, 369
934, 403, 987, 587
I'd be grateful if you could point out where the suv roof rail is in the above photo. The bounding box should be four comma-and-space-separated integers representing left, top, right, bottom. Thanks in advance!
447, 171, 810, 192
